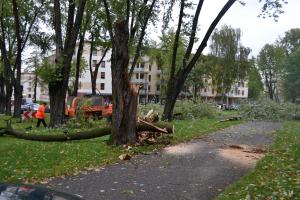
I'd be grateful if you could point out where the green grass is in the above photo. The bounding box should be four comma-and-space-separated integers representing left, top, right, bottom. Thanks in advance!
216, 121, 300, 200
0, 116, 241, 183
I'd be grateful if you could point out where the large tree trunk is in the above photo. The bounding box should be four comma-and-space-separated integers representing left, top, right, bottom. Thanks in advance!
5, 82, 13, 115
13, 84, 23, 117
111, 20, 139, 145
163, 73, 186, 121
49, 81, 67, 126
49, 0, 86, 127
0, 122, 173, 142
0, 73, 5, 113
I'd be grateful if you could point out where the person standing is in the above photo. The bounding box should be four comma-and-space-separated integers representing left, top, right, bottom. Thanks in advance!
36, 102, 47, 127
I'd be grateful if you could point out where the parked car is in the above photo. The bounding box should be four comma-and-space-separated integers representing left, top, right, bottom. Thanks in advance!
0, 183, 82, 199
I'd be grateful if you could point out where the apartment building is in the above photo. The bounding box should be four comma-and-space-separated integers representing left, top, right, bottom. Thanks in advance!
198, 77, 248, 104
73, 43, 162, 103
21, 72, 49, 102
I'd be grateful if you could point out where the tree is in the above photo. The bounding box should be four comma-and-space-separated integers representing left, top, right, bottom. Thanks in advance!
0, 0, 46, 117
248, 63, 264, 100
208, 25, 251, 103
279, 28, 300, 55
48, 0, 87, 127
257, 44, 285, 101
161, 0, 288, 121
281, 51, 300, 102
101, 0, 159, 145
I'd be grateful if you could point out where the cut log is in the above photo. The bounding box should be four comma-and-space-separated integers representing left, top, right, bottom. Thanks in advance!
139, 119, 168, 133
0, 122, 173, 142
136, 121, 173, 134
3, 128, 111, 142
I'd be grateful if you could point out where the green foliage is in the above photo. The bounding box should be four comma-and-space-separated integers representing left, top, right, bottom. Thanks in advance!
280, 28, 300, 55
37, 60, 59, 84
217, 121, 300, 200
138, 100, 217, 120
240, 98, 300, 121
209, 25, 251, 94
174, 100, 217, 119
282, 49, 300, 102
248, 64, 264, 100
257, 44, 285, 100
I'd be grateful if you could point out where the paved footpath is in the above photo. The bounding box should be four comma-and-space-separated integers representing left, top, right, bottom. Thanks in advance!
46, 121, 282, 200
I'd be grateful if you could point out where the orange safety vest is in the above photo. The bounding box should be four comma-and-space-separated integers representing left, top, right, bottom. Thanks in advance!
36, 104, 46, 119
108, 104, 113, 115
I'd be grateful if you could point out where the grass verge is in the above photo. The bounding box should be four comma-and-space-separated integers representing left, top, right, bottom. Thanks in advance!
0, 117, 241, 183
216, 121, 300, 200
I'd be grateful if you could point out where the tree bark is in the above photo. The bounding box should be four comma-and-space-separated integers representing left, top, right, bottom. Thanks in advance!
0, 73, 5, 113
49, 0, 87, 127
12, 0, 23, 118
111, 20, 139, 145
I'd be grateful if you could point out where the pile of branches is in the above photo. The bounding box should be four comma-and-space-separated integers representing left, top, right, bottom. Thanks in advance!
137, 109, 174, 145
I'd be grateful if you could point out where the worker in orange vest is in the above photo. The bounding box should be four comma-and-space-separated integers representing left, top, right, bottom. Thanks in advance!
36, 102, 47, 127
105, 103, 113, 124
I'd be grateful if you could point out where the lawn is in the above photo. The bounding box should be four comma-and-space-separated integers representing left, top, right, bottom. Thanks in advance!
0, 116, 241, 183
216, 121, 300, 200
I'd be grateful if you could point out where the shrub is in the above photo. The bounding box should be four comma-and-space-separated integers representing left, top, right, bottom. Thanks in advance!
138, 100, 217, 120
240, 98, 300, 121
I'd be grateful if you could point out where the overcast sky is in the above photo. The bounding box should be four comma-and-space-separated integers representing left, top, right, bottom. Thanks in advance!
151, 0, 300, 57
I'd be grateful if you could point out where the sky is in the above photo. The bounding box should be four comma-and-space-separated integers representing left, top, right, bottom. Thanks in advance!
151, 0, 300, 57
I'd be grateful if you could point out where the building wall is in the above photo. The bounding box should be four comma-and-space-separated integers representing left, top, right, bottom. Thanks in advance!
21, 73, 49, 102
75, 44, 112, 95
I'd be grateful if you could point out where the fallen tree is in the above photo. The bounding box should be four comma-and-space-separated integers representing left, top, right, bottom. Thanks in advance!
0, 122, 173, 142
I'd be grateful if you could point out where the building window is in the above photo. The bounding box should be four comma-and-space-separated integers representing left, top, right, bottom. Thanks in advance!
28, 87, 31, 92
149, 64, 152, 71
241, 81, 244, 87
28, 76, 32, 80
204, 79, 208, 83
136, 73, 139, 79
136, 63, 139, 68
242, 90, 244, 96
101, 61, 105, 68
100, 83, 105, 90
28, 81, 32, 86
140, 73, 144, 79
101, 72, 105, 79
92, 60, 97, 68
92, 49, 97, 56
156, 84, 160, 91
237, 90, 240, 95
238, 82, 241, 87
148, 75, 151, 82
204, 88, 207, 93
148, 85, 151, 91
140, 62, 145, 68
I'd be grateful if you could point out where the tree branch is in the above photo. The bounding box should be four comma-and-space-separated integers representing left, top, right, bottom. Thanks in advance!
102, 0, 114, 40
170, 0, 185, 79
129, 0, 157, 78
183, 0, 204, 68
185, 0, 236, 73
53, 0, 63, 57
